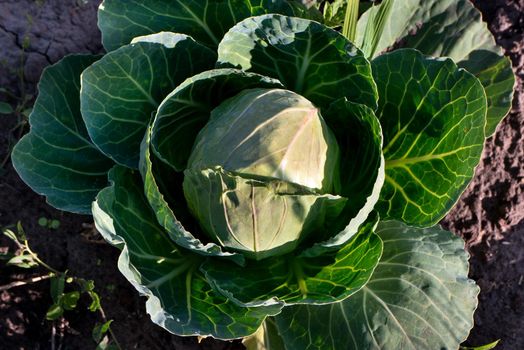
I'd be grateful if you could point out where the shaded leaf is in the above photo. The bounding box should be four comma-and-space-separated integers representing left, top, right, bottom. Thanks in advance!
217, 14, 378, 110
50, 274, 65, 303
0, 101, 13, 114
81, 33, 216, 168
11, 55, 114, 214
16, 222, 27, 241
98, 0, 310, 51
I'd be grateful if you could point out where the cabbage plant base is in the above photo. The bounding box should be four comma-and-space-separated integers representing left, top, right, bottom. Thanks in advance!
11, 0, 515, 349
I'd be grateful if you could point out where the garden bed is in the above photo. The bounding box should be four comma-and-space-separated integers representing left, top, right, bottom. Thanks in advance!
0, 0, 522, 349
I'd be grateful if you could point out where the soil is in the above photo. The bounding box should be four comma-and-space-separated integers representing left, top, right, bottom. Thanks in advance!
441, 0, 524, 348
0, 0, 522, 349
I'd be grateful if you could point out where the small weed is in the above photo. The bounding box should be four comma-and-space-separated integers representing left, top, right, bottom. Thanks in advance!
38, 217, 61, 230
1, 222, 122, 349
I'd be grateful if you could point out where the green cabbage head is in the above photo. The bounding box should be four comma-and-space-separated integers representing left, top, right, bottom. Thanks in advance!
184, 88, 346, 259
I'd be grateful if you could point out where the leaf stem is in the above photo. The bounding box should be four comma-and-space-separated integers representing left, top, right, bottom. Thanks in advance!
23, 242, 61, 275
342, 0, 360, 42
0, 273, 54, 291
292, 260, 308, 297
98, 304, 123, 350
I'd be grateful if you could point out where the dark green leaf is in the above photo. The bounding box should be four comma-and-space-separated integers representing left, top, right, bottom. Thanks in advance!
151, 68, 282, 171
373, 49, 486, 226
357, 0, 515, 136
81, 33, 216, 168
11, 55, 114, 214
217, 14, 378, 110
92, 166, 281, 339
16, 222, 27, 241
201, 217, 382, 306
0, 101, 13, 114
274, 221, 479, 350
46, 304, 64, 320
50, 274, 65, 303
98, 0, 308, 51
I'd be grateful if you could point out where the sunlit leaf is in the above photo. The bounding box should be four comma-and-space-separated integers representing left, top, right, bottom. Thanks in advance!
357, 0, 515, 135
274, 221, 479, 350
373, 49, 486, 226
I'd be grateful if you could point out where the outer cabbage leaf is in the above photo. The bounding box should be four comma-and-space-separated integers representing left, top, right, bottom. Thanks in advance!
98, 0, 312, 51
92, 166, 282, 339
151, 69, 283, 171
12, 55, 114, 214
140, 127, 246, 265
273, 221, 479, 350
374, 49, 486, 227
302, 100, 384, 256
357, 0, 515, 136
81, 33, 216, 168
201, 217, 382, 307
217, 14, 378, 110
